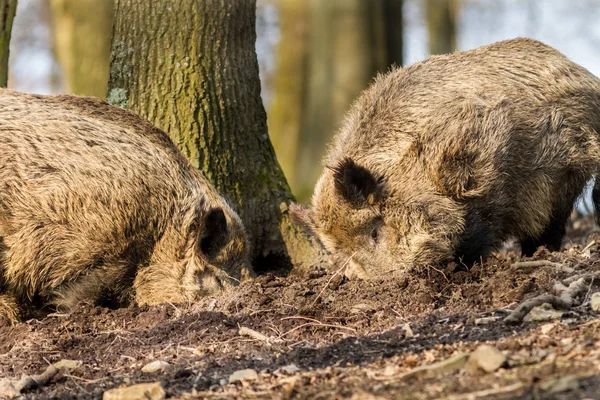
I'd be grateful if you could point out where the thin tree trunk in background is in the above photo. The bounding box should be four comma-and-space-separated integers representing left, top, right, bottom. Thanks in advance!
426, 0, 457, 55
50, 0, 112, 98
108, 0, 322, 271
268, 0, 309, 193
296, 0, 383, 201
0, 0, 17, 87
382, 0, 403, 67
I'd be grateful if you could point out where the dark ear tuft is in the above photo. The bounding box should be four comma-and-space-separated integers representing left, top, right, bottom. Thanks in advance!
330, 158, 383, 207
289, 203, 317, 236
200, 208, 229, 259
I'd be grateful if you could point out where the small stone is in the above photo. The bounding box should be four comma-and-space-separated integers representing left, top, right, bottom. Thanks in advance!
540, 375, 581, 393
102, 382, 165, 400
228, 369, 258, 383
540, 323, 557, 335
397, 353, 469, 381
401, 323, 414, 338
383, 365, 398, 376
475, 316, 500, 325
142, 360, 170, 373
274, 364, 300, 376
524, 303, 564, 322
467, 345, 505, 374
591, 292, 600, 311
0, 380, 20, 398
350, 303, 372, 314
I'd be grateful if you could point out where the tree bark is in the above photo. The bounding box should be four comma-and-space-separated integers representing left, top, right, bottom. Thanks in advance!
49, 0, 113, 98
108, 0, 321, 271
0, 0, 16, 87
426, 0, 458, 55
267, 0, 309, 192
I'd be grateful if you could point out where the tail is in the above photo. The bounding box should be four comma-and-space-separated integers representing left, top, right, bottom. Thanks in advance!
593, 176, 600, 226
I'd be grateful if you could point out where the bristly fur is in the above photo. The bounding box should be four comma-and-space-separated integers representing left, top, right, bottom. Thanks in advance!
292, 37, 600, 277
0, 89, 253, 323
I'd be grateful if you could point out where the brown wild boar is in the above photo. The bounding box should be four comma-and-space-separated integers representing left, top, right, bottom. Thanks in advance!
292, 38, 600, 278
0, 89, 252, 323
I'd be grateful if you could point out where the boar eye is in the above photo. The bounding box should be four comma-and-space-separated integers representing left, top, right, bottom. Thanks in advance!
370, 228, 379, 244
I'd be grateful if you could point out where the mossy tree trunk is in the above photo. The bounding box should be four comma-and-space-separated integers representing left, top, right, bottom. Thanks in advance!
267, 0, 309, 193
108, 0, 321, 271
0, 0, 16, 87
49, 0, 113, 98
426, 0, 458, 55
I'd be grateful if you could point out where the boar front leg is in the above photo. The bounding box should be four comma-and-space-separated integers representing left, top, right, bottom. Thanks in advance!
520, 184, 582, 256
0, 293, 20, 324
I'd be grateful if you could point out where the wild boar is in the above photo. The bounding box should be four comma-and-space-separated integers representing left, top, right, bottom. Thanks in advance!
291, 38, 600, 278
0, 89, 252, 323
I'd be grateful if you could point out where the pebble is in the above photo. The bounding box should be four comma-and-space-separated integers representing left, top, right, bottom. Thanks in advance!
102, 382, 165, 400
274, 364, 300, 376
142, 360, 171, 373
467, 345, 505, 373
591, 292, 600, 311
0, 380, 19, 399
396, 353, 469, 380
540, 323, 557, 335
228, 368, 258, 383
524, 303, 564, 322
474, 316, 500, 325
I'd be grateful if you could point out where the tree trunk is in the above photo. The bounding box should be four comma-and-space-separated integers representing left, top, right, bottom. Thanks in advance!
108, 0, 321, 271
382, 0, 403, 67
0, 0, 16, 87
426, 0, 457, 55
267, 0, 309, 193
50, 0, 112, 98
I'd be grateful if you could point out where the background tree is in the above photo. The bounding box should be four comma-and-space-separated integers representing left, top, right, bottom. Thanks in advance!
49, 0, 112, 98
108, 0, 321, 271
0, 0, 17, 87
426, 0, 458, 55
267, 0, 309, 191
290, 0, 403, 201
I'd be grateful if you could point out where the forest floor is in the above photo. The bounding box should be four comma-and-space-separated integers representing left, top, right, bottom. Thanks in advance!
3, 215, 600, 399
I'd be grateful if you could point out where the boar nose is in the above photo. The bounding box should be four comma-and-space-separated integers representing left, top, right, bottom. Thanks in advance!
344, 260, 370, 280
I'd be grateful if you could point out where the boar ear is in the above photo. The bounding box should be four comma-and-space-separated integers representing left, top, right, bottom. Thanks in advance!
330, 158, 382, 207
289, 203, 317, 236
200, 208, 229, 259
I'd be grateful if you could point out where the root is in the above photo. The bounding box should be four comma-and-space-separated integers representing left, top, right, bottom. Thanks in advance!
504, 277, 589, 325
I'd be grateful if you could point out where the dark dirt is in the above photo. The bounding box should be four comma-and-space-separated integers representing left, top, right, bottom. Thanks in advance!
3, 213, 600, 399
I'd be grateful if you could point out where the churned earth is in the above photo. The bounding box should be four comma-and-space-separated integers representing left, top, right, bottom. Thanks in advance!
2, 213, 600, 399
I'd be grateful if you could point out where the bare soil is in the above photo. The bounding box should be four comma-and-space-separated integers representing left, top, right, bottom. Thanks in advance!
3, 214, 600, 399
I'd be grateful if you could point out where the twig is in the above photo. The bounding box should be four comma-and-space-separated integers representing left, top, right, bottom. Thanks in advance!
445, 382, 525, 399
281, 322, 357, 337
238, 326, 282, 344
4, 360, 83, 395
311, 252, 357, 307
581, 240, 596, 253
428, 265, 449, 282
512, 260, 574, 274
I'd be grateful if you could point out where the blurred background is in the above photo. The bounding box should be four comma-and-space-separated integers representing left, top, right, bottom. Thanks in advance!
9, 0, 600, 204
